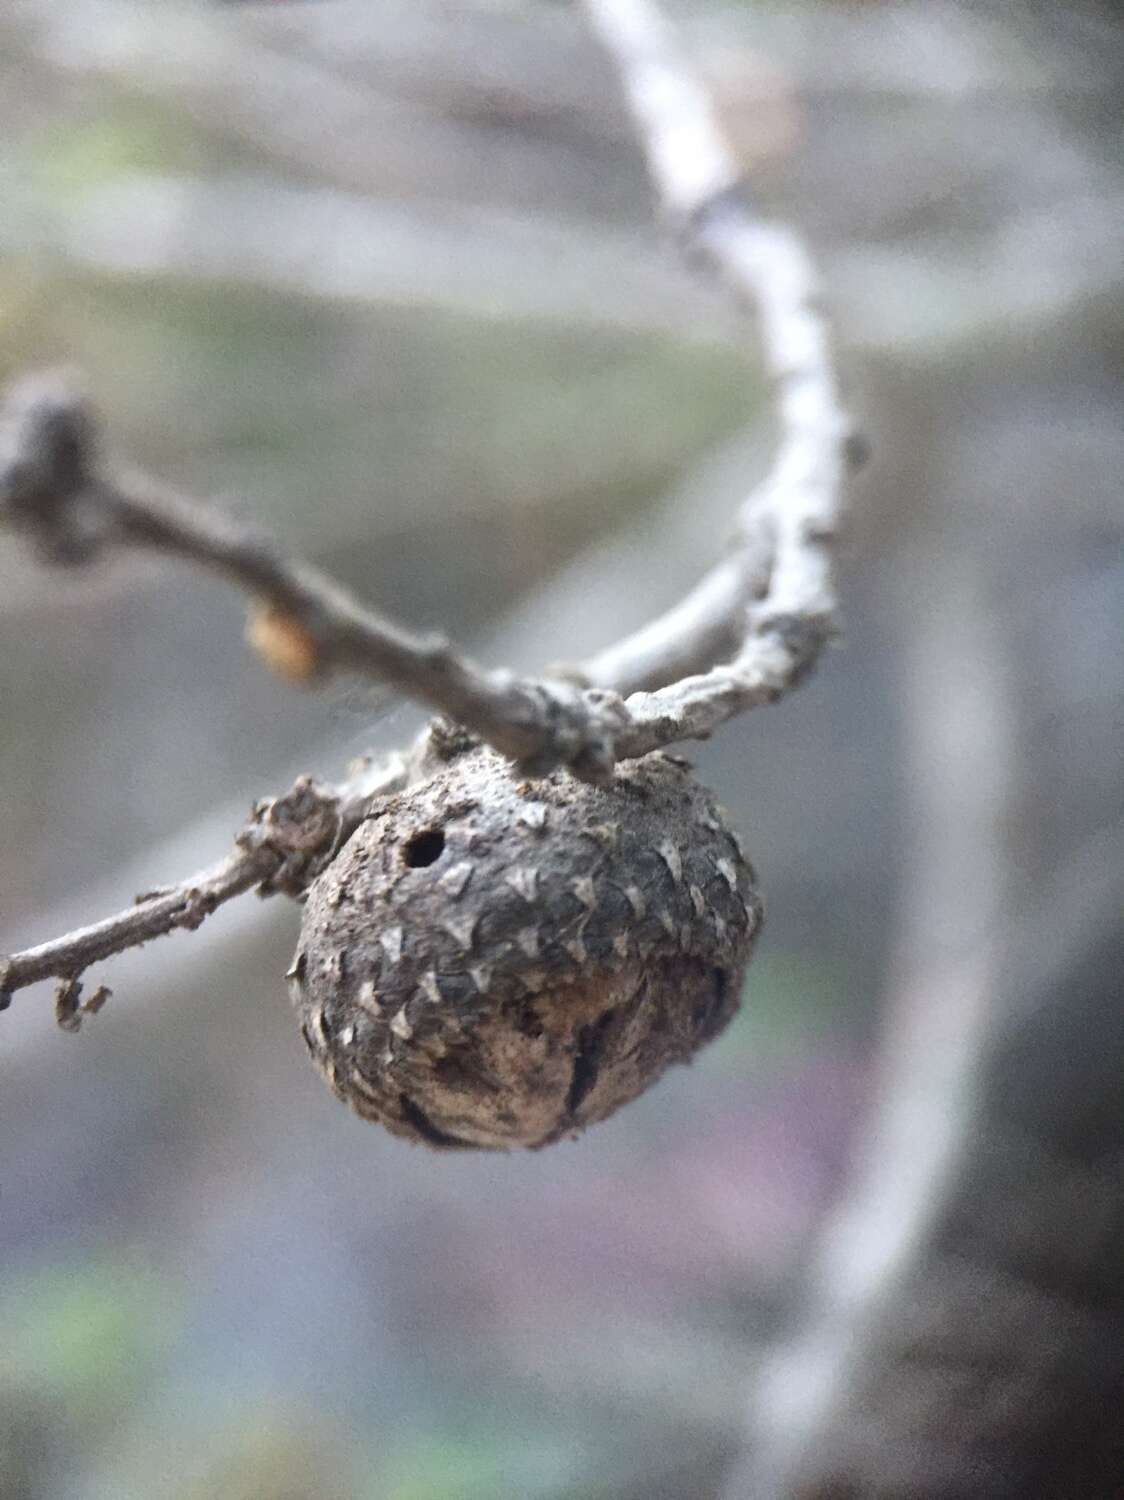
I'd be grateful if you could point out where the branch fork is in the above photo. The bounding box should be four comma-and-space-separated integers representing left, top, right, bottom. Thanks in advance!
0, 0, 854, 1018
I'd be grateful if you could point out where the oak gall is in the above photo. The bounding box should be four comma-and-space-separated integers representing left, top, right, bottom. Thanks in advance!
290, 739, 761, 1149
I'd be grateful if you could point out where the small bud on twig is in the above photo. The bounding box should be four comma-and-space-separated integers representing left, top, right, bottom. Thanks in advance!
246, 602, 323, 683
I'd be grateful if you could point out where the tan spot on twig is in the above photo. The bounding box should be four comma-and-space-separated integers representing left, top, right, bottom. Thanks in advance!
245, 602, 320, 681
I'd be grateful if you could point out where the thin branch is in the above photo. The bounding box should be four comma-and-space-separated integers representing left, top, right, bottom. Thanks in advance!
0, 0, 852, 1011
577, 0, 854, 702
0, 372, 627, 782
580, 503, 776, 695
0, 757, 406, 1015
0, 1, 850, 775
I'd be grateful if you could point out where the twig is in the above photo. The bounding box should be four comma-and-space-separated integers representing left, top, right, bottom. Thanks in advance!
0, 0, 851, 1010
0, 758, 405, 1016
0, 372, 628, 782
578, 0, 854, 700
1, 2, 850, 767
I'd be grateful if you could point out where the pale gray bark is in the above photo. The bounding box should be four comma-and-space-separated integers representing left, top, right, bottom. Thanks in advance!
0, 0, 849, 1007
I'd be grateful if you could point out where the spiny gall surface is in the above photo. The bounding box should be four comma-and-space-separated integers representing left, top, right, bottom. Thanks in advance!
291, 739, 761, 1149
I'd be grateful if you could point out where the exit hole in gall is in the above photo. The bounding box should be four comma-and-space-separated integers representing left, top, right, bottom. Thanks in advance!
402, 827, 445, 868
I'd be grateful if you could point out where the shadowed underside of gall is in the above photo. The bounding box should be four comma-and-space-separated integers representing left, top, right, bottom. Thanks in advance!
291, 737, 762, 1149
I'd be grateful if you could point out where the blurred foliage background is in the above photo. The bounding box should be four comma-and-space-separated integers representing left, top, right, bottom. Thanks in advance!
1, 2, 1121, 1497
